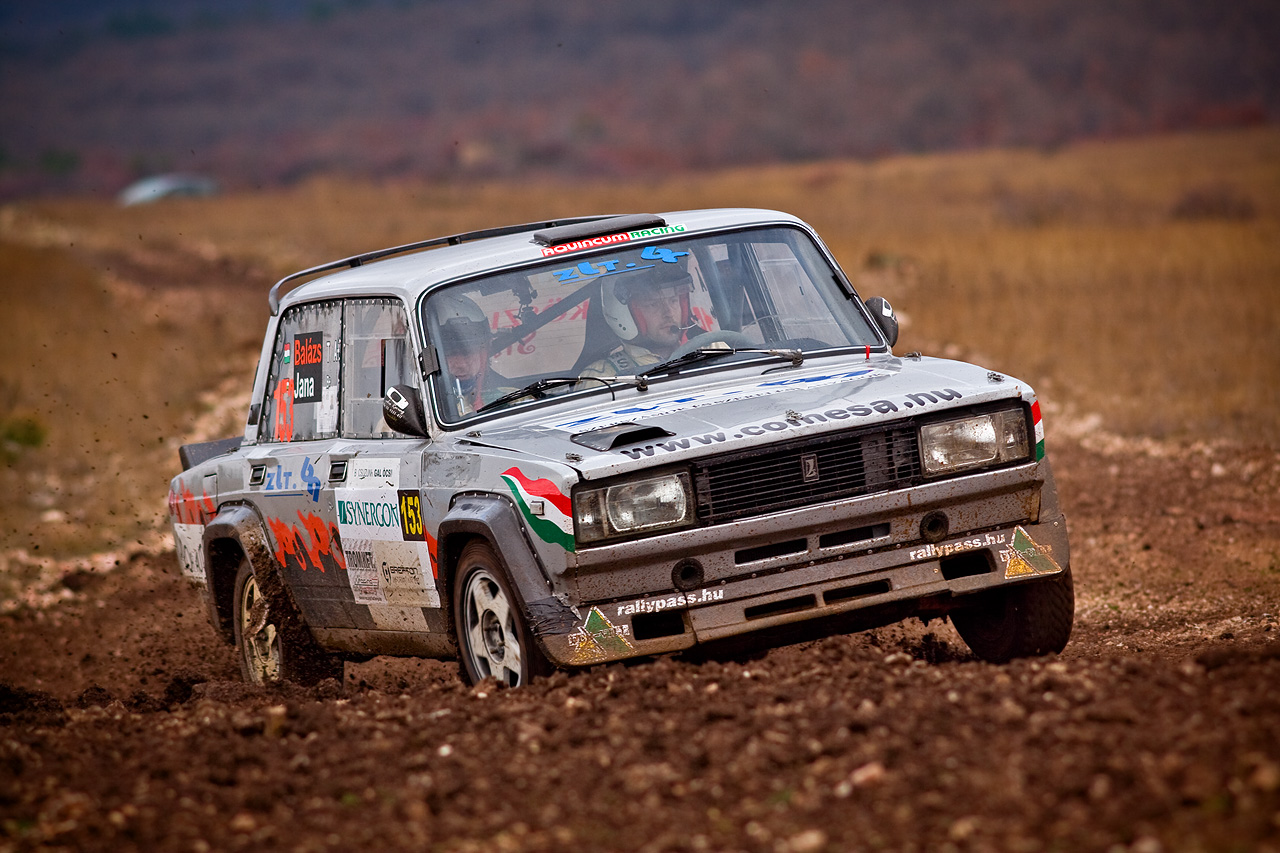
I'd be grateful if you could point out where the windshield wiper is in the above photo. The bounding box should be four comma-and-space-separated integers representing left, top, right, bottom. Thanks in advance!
474, 377, 581, 414
472, 346, 802, 414
473, 375, 646, 414
638, 345, 803, 379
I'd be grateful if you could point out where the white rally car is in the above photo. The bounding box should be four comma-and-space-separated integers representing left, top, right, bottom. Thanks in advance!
168, 209, 1073, 687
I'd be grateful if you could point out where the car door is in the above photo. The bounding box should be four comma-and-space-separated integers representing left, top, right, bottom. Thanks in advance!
252, 300, 351, 628
330, 298, 445, 636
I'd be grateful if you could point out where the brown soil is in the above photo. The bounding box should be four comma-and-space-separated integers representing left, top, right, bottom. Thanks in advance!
2, 436, 1279, 853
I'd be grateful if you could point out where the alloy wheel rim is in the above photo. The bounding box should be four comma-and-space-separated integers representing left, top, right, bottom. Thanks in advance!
462, 569, 523, 687
239, 574, 281, 683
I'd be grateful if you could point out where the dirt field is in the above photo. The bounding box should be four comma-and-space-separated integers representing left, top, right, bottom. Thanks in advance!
2, 130, 1279, 852
3, 435, 1279, 853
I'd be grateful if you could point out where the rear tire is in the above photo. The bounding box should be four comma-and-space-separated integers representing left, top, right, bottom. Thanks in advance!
232, 556, 344, 687
452, 541, 551, 687
951, 568, 1075, 663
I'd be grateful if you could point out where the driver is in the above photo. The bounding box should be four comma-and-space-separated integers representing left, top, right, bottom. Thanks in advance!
433, 293, 515, 415
580, 265, 703, 378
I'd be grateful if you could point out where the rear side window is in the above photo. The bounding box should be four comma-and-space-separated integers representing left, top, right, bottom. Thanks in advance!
261, 302, 343, 442
260, 299, 417, 443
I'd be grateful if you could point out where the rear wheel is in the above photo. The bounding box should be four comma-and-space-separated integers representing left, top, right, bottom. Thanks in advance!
232, 556, 344, 687
951, 568, 1075, 663
453, 541, 550, 687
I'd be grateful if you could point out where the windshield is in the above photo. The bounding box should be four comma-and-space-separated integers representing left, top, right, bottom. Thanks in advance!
422, 225, 881, 422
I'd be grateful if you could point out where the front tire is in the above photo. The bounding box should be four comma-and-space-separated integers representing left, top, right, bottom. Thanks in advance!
951, 568, 1075, 663
452, 541, 550, 687
232, 556, 344, 687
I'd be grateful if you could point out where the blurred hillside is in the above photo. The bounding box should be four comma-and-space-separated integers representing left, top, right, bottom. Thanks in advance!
1, 0, 1277, 198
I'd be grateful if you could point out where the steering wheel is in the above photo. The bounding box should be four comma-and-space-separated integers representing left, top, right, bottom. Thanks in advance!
667, 330, 756, 361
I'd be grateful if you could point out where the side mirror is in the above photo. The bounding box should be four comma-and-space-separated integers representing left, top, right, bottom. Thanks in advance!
383, 385, 429, 437
864, 296, 899, 348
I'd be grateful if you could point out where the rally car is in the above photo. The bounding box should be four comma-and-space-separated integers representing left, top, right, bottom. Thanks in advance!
168, 209, 1073, 688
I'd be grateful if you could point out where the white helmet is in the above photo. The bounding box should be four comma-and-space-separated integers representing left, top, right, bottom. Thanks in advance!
432, 291, 490, 354
601, 266, 693, 341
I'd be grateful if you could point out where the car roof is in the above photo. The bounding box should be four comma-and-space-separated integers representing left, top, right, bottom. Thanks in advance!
272, 208, 808, 314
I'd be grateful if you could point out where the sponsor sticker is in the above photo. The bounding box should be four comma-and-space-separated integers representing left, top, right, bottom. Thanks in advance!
293, 332, 323, 403
350, 458, 399, 489
615, 588, 723, 617
335, 488, 404, 539
318, 383, 340, 435
254, 457, 322, 501
343, 537, 384, 604
909, 532, 1006, 563
1001, 526, 1062, 578
334, 487, 440, 605
611, 388, 964, 459
339, 540, 440, 608
567, 607, 634, 664
382, 543, 440, 606
538, 224, 686, 257
906, 526, 1062, 581
343, 537, 439, 610
548, 368, 892, 431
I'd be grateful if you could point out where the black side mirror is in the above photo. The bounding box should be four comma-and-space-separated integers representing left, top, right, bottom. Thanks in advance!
383, 385, 429, 437
864, 296, 899, 348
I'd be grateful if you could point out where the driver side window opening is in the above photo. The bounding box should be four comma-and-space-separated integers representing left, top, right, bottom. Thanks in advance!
342, 299, 416, 438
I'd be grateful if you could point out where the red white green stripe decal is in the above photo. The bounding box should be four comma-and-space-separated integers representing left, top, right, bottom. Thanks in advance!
501, 467, 575, 552
1031, 400, 1045, 460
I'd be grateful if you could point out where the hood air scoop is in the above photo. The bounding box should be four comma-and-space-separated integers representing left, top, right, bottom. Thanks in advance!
571, 422, 675, 452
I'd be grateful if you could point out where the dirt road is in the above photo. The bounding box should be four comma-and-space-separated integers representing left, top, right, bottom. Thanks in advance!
3, 434, 1279, 853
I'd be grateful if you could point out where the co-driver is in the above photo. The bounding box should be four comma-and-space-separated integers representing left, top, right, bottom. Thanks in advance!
433, 293, 515, 416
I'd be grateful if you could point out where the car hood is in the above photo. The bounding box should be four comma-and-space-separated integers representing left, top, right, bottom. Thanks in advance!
453, 355, 1031, 481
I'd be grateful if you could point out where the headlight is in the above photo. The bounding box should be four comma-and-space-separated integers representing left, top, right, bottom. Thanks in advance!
920, 408, 1029, 476
574, 472, 694, 543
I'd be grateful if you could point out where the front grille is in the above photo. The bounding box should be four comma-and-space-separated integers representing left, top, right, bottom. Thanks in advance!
693, 426, 921, 523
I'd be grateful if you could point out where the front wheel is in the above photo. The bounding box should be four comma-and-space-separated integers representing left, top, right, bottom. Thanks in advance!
951, 568, 1075, 663
232, 556, 344, 687
453, 541, 550, 687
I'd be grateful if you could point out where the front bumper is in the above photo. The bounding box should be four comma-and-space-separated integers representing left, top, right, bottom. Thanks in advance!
539, 461, 1070, 667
